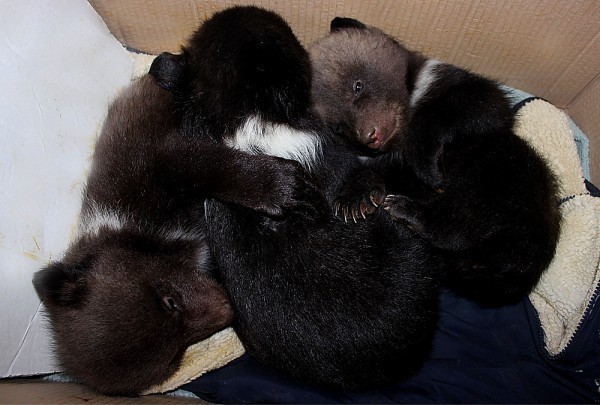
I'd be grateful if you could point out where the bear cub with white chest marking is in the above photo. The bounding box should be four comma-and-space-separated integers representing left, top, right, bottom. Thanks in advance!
310, 17, 561, 305
151, 6, 443, 390
32, 72, 309, 395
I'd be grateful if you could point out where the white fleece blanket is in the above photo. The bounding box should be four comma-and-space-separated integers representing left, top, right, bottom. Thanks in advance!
515, 99, 600, 356
133, 49, 598, 391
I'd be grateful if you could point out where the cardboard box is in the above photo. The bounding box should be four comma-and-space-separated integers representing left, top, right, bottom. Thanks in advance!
0, 378, 205, 403
0, 0, 134, 379
1, 0, 598, 399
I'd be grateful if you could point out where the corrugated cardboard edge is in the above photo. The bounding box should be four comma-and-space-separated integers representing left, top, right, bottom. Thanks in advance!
0, 379, 205, 403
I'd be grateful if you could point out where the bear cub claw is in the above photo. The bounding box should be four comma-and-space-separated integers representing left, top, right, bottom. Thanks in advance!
383, 195, 428, 235
334, 169, 386, 222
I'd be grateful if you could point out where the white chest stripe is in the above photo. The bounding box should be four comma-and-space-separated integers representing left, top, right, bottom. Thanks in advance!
79, 202, 206, 244
410, 59, 443, 108
226, 116, 322, 171
78, 202, 125, 237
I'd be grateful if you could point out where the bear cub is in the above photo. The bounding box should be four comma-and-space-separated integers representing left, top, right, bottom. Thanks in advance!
32, 73, 308, 395
309, 17, 561, 305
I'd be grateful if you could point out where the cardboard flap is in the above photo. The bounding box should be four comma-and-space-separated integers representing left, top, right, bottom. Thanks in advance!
0, 0, 133, 377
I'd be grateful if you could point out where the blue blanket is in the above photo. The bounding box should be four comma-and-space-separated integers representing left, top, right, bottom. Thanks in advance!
183, 279, 600, 403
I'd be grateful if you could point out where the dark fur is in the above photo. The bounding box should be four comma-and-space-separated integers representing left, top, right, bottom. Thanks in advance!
151, 6, 442, 389
32, 73, 312, 395
310, 18, 561, 305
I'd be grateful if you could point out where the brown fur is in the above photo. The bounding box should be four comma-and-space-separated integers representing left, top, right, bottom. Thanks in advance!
33, 74, 310, 395
310, 25, 425, 153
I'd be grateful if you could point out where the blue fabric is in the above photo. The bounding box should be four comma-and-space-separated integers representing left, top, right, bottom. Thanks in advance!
183, 286, 600, 403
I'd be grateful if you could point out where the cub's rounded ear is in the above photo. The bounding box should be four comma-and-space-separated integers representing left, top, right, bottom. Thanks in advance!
330, 17, 367, 32
32, 262, 87, 308
149, 52, 187, 91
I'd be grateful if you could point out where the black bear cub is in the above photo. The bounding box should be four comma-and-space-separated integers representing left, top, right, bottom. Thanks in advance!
309, 17, 561, 305
151, 6, 442, 390
32, 72, 309, 395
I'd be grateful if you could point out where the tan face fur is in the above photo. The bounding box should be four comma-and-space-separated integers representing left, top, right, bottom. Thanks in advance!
310, 26, 413, 153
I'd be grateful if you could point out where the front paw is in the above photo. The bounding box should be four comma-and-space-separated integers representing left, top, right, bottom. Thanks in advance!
334, 170, 386, 222
383, 194, 427, 235
256, 158, 312, 217
334, 188, 386, 222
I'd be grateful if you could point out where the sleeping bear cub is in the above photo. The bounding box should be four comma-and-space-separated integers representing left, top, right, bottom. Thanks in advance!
309, 17, 561, 305
151, 6, 442, 390
32, 73, 309, 395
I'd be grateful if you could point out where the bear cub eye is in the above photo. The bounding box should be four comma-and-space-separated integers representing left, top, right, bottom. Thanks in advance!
162, 295, 180, 311
353, 80, 363, 97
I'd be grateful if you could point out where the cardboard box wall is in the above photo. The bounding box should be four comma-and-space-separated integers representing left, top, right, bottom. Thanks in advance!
1, 0, 598, 383
0, 0, 135, 379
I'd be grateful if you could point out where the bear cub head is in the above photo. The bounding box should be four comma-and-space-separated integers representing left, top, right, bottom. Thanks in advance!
33, 221, 233, 396
309, 17, 426, 154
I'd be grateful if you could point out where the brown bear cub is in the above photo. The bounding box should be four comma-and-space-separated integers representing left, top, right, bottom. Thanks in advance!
310, 17, 561, 305
151, 6, 442, 390
32, 73, 310, 396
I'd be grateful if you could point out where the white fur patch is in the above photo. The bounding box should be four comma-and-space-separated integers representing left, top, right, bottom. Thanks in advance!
225, 116, 322, 171
78, 202, 125, 237
194, 241, 211, 273
78, 203, 210, 274
410, 59, 443, 107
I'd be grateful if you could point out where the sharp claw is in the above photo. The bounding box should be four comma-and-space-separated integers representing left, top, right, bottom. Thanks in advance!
360, 202, 367, 219
369, 194, 379, 208
383, 195, 397, 211
352, 209, 358, 223
343, 206, 349, 222
334, 202, 340, 217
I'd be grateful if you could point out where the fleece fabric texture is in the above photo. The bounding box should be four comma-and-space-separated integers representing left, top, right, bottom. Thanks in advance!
515, 99, 600, 357
127, 52, 598, 401
142, 328, 244, 395
503, 86, 591, 180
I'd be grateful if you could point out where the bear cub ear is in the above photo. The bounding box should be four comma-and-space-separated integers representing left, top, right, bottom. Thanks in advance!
32, 262, 87, 308
330, 17, 367, 32
149, 52, 188, 91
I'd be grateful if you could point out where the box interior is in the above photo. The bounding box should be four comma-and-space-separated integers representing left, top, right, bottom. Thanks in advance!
1, 0, 598, 400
